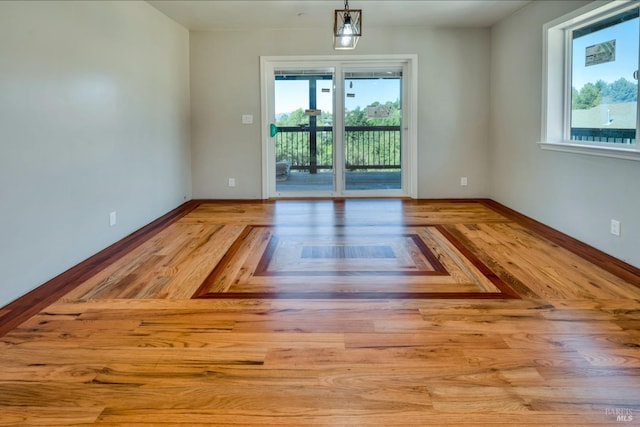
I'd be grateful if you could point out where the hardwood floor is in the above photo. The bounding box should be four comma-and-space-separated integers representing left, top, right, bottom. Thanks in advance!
1, 199, 639, 425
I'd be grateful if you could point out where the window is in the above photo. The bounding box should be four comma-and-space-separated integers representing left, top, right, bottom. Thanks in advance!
542, 1, 640, 160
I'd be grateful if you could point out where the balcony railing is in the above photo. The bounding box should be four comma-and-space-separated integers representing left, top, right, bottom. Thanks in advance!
571, 127, 637, 145
275, 125, 401, 173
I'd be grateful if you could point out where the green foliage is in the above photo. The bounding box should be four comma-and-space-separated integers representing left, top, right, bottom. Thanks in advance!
276, 100, 402, 127
275, 100, 402, 170
573, 83, 601, 109
345, 100, 401, 126
276, 109, 309, 126
343, 100, 402, 170
275, 109, 334, 167
572, 78, 638, 110
605, 78, 638, 103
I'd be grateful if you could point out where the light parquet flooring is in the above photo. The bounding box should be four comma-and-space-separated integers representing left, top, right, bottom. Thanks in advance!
1, 199, 639, 426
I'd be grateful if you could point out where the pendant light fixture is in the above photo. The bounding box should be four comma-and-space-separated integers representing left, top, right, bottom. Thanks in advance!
333, 0, 362, 50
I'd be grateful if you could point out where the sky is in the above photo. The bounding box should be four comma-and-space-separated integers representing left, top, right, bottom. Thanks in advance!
274, 14, 638, 113
571, 15, 639, 90
275, 78, 400, 116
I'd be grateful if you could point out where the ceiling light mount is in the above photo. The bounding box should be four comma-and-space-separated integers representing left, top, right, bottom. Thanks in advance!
333, 0, 361, 50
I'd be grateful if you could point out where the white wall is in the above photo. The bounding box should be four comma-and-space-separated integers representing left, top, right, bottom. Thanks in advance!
190, 26, 491, 199
490, 0, 640, 268
0, 1, 191, 306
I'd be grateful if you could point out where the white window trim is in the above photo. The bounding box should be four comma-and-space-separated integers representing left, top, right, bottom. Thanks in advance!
540, 0, 640, 161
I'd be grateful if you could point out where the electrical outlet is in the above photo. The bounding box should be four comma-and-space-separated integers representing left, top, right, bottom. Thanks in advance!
109, 211, 117, 227
460, 177, 468, 186
228, 178, 236, 188
610, 219, 621, 236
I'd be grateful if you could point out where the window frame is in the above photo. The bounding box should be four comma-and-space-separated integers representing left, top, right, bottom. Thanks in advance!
540, 0, 640, 161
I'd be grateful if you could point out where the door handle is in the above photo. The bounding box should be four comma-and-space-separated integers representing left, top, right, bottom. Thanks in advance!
269, 123, 279, 137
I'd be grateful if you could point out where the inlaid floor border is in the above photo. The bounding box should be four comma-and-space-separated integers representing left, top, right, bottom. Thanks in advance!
2, 198, 639, 337
191, 224, 521, 300
253, 230, 448, 277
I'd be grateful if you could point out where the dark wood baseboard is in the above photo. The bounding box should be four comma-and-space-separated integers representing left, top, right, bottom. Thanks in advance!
0, 200, 200, 338
480, 199, 640, 289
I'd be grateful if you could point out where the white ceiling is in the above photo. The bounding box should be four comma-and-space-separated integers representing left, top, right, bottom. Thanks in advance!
147, 1, 532, 31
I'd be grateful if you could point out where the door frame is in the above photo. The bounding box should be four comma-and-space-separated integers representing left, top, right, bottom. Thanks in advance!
260, 55, 418, 199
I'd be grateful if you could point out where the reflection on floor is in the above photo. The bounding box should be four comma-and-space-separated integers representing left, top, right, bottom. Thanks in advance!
276, 170, 401, 192
1, 199, 639, 425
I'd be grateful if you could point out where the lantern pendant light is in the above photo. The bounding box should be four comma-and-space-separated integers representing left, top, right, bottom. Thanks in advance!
333, 0, 362, 50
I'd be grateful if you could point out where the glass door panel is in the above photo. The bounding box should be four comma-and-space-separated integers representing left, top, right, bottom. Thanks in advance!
274, 70, 334, 193
343, 69, 402, 191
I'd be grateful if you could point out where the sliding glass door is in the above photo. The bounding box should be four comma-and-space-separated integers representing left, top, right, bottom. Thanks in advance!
261, 57, 416, 198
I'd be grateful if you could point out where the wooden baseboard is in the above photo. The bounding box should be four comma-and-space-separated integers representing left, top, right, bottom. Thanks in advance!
0, 200, 200, 338
480, 199, 640, 289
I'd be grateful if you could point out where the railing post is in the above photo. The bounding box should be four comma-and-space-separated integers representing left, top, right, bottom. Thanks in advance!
309, 78, 318, 174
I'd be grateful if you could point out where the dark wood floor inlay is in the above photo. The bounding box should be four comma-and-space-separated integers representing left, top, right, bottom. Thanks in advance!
301, 245, 396, 259
192, 224, 519, 300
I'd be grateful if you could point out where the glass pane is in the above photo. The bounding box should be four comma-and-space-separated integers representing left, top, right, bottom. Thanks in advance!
344, 70, 402, 190
274, 73, 334, 193
570, 8, 639, 145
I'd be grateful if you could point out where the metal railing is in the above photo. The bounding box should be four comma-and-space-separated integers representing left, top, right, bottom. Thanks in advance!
570, 128, 637, 145
275, 125, 401, 173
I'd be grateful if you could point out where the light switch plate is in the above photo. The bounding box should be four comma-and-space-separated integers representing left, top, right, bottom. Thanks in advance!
610, 219, 621, 236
